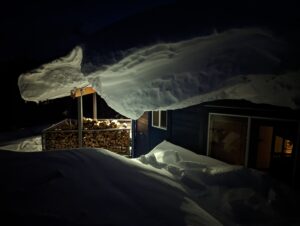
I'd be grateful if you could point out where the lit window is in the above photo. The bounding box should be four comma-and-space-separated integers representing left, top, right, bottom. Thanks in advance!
284, 139, 293, 154
152, 110, 167, 130
274, 136, 293, 155
274, 136, 283, 153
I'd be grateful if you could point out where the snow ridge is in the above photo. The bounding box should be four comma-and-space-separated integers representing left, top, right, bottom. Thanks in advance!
18, 28, 300, 119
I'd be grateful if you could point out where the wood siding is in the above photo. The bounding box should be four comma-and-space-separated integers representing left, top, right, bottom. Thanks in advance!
169, 105, 208, 154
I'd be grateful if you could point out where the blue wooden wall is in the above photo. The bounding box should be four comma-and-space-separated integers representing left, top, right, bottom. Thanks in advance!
148, 112, 168, 151
168, 105, 208, 155
134, 106, 209, 157
133, 100, 300, 190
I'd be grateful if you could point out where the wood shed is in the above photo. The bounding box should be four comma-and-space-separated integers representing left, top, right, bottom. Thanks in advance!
41, 86, 132, 157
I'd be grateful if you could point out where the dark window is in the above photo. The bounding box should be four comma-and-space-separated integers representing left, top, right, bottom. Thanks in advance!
160, 111, 167, 128
152, 111, 159, 127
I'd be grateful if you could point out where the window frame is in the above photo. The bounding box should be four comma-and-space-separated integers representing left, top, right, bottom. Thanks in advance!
151, 110, 167, 130
207, 113, 249, 166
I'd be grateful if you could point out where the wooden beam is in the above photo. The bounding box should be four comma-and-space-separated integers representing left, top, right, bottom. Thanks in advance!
72, 86, 97, 147
93, 92, 97, 120
78, 95, 83, 148
292, 122, 300, 188
71, 87, 96, 98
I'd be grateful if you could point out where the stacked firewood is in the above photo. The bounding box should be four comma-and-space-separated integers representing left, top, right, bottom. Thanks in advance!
83, 130, 130, 154
43, 118, 131, 155
44, 132, 78, 150
82, 118, 128, 130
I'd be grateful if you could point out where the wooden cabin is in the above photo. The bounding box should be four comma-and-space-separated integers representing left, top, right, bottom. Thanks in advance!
132, 100, 300, 189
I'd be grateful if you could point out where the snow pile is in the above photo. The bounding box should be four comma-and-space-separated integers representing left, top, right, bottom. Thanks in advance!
136, 141, 299, 225
18, 28, 300, 119
0, 145, 221, 226
0, 136, 42, 152
0, 139, 298, 225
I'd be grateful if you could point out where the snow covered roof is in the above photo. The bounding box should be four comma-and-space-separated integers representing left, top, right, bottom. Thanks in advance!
18, 28, 300, 119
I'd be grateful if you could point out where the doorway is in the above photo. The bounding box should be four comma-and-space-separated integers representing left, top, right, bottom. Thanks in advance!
207, 114, 248, 165
207, 113, 299, 185
249, 119, 297, 184
135, 112, 149, 157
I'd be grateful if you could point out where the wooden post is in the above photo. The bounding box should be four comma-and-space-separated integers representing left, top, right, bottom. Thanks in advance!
78, 91, 83, 148
93, 93, 97, 120
71, 86, 96, 148
244, 117, 251, 167
292, 122, 300, 188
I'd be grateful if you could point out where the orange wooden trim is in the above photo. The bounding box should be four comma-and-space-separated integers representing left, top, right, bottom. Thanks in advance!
71, 87, 96, 98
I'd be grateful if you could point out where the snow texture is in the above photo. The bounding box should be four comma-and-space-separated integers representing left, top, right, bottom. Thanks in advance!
18, 46, 88, 102
0, 140, 298, 225
18, 28, 300, 119
0, 136, 42, 152
136, 141, 299, 226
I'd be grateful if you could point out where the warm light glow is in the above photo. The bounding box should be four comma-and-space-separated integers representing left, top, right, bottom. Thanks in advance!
284, 139, 293, 154
274, 136, 283, 153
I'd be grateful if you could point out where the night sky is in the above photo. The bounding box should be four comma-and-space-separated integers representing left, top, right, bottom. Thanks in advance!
0, 0, 299, 132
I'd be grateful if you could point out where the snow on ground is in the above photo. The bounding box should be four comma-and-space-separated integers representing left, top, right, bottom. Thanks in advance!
18, 28, 300, 119
0, 136, 42, 152
136, 141, 300, 225
0, 139, 299, 225
0, 142, 221, 226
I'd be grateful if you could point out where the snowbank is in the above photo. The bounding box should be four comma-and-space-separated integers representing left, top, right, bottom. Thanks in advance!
18, 28, 300, 119
135, 141, 299, 225
0, 140, 299, 225
0, 145, 220, 226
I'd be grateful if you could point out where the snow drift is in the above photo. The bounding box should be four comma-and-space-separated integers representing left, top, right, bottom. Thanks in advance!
18, 28, 300, 119
0, 140, 299, 225
18, 46, 88, 102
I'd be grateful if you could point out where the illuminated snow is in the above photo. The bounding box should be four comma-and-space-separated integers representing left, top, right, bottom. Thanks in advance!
18, 28, 300, 119
18, 46, 88, 102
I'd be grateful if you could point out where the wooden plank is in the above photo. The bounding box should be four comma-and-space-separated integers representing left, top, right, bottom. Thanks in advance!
71, 87, 96, 98
93, 92, 97, 119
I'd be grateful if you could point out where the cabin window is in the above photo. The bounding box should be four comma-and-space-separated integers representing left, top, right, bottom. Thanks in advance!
152, 110, 167, 130
284, 140, 293, 154
208, 114, 248, 165
274, 136, 293, 155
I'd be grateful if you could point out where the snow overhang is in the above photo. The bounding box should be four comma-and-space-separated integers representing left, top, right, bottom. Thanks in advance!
18, 46, 89, 102
18, 28, 300, 119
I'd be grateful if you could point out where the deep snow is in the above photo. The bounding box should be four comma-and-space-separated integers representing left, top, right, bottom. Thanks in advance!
0, 139, 299, 225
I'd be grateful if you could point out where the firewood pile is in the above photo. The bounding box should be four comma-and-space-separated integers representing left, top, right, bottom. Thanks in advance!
42, 118, 131, 155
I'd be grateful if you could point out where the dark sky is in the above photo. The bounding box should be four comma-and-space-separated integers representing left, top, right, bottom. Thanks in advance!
0, 0, 176, 63
1, 0, 299, 66
0, 0, 299, 132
